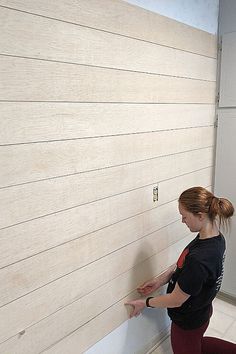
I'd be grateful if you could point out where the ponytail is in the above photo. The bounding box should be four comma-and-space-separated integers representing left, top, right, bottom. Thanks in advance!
209, 197, 234, 230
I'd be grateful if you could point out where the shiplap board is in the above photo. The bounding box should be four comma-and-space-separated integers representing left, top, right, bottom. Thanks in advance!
40, 237, 190, 354
0, 103, 215, 145
0, 200, 179, 307
0, 159, 213, 230
0, 167, 212, 308
0, 147, 214, 267
0, 1, 217, 352
0, 57, 216, 103
0, 126, 214, 188
0, 0, 217, 57
0, 8, 217, 81
0, 227, 189, 350
0, 268, 168, 354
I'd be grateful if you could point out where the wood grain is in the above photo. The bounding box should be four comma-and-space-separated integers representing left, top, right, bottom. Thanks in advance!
0, 228, 189, 349
0, 148, 213, 268
0, 57, 216, 103
0, 126, 214, 188
0, 8, 217, 81
0, 103, 215, 145
0, 0, 217, 57
0, 168, 212, 309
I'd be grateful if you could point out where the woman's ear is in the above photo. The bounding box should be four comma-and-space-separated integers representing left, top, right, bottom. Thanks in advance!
197, 212, 205, 220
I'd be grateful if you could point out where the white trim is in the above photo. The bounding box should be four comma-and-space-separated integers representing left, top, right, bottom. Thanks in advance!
145, 326, 171, 354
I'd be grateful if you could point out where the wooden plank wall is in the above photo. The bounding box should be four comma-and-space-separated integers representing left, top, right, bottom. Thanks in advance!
0, 1, 217, 353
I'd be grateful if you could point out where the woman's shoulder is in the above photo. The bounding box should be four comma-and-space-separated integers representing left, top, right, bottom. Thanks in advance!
187, 235, 225, 267
190, 234, 225, 252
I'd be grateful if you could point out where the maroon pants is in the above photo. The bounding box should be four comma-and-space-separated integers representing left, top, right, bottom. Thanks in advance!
171, 321, 236, 354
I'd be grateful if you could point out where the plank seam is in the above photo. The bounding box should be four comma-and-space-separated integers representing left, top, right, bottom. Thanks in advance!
0, 53, 216, 82
0, 5, 217, 59
0, 231, 190, 347
0, 146, 214, 190
0, 183, 211, 310
0, 124, 214, 147
0, 165, 213, 234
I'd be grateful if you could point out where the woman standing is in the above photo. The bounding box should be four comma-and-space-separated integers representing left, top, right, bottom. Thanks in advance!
125, 187, 236, 354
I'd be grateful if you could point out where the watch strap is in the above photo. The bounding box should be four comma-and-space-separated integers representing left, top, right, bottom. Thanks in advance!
146, 296, 154, 308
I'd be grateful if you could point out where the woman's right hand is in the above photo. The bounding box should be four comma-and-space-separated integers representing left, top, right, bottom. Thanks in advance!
137, 278, 161, 296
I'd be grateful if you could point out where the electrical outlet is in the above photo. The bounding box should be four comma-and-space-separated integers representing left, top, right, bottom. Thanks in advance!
153, 185, 159, 202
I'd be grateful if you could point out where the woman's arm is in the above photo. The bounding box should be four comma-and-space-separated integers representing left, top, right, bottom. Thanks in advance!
156, 263, 177, 286
147, 283, 190, 308
125, 282, 190, 318
138, 263, 176, 295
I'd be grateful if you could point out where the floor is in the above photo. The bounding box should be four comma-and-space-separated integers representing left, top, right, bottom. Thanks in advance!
152, 297, 236, 354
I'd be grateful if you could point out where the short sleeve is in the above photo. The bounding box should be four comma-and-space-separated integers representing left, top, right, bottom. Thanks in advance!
177, 256, 208, 296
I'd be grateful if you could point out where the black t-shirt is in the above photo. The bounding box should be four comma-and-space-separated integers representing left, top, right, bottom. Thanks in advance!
167, 233, 226, 330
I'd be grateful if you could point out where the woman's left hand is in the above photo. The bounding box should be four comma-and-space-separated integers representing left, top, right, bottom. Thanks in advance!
125, 299, 146, 318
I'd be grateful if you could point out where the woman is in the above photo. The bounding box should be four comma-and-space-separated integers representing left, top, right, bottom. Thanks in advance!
125, 187, 236, 354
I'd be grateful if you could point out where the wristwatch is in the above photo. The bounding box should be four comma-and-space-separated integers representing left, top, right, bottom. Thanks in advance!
146, 296, 154, 308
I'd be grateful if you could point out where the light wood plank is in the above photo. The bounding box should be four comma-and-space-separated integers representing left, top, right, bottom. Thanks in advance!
0, 2, 217, 353
0, 57, 216, 103
0, 224, 189, 348
40, 237, 190, 354
0, 200, 179, 307
0, 153, 213, 230
0, 8, 217, 81
0, 103, 215, 145
0, 0, 217, 57
0, 168, 211, 307
0, 126, 214, 188
0, 147, 214, 267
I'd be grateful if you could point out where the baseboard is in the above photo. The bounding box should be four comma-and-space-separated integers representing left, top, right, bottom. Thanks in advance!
217, 291, 236, 306
145, 326, 171, 354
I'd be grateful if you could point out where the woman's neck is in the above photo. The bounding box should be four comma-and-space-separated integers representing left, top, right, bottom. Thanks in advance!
199, 221, 219, 239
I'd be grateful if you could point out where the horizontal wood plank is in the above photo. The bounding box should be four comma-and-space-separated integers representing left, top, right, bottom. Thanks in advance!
0, 168, 212, 308
0, 157, 213, 230
0, 103, 215, 145
0, 8, 217, 81
0, 57, 216, 103
0, 0, 217, 57
0, 224, 189, 348
0, 126, 214, 188
0, 1, 217, 353
40, 237, 190, 354
0, 148, 213, 267
0, 200, 179, 307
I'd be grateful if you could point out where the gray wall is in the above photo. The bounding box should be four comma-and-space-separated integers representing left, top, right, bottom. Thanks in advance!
219, 0, 236, 35
214, 0, 236, 297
